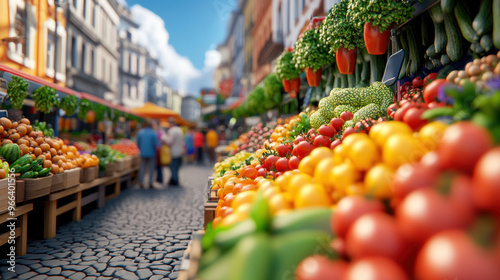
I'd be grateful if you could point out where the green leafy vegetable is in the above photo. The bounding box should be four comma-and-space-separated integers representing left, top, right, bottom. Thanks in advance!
5, 76, 29, 110
78, 99, 92, 121
293, 24, 334, 71
32, 86, 59, 113
93, 103, 107, 122
275, 51, 301, 81
59, 95, 78, 116
348, 0, 414, 32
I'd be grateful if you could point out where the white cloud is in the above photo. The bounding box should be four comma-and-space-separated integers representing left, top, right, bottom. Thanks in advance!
116, 0, 128, 7
130, 5, 220, 96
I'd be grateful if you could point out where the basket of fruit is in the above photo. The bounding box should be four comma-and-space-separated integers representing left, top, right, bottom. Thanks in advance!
64, 168, 81, 189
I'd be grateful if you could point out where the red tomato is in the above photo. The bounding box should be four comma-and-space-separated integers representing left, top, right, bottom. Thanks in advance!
423, 72, 438, 86
257, 168, 266, 177
330, 139, 341, 150
255, 164, 262, 170
313, 135, 331, 148
288, 156, 301, 170
392, 163, 440, 204
307, 128, 316, 136
340, 111, 354, 121
267, 170, 276, 178
423, 79, 448, 104
330, 118, 345, 130
264, 155, 279, 170
387, 103, 398, 118
439, 121, 493, 173
394, 103, 417, 122
415, 230, 500, 280
402, 107, 427, 130
472, 147, 500, 214
420, 151, 443, 170
344, 257, 409, 280
332, 196, 384, 238
330, 238, 347, 258
346, 212, 406, 261
275, 171, 283, 178
295, 255, 348, 280
242, 166, 258, 179
341, 127, 356, 141
275, 157, 289, 172
399, 99, 409, 107
396, 183, 475, 244
277, 144, 292, 157
318, 125, 336, 138
412, 77, 423, 88
294, 136, 307, 145
294, 141, 314, 158
427, 101, 445, 109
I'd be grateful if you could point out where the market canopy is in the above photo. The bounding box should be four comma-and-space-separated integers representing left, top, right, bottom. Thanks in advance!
131, 102, 179, 119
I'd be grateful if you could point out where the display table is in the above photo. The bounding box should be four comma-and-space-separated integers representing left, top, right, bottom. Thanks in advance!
0, 203, 33, 256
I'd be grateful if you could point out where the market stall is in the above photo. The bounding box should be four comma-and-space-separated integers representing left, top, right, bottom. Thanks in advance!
187, 0, 500, 279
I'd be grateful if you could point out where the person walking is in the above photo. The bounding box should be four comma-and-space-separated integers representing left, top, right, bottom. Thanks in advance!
206, 128, 219, 162
156, 125, 166, 184
194, 129, 205, 164
185, 128, 195, 163
137, 119, 158, 188
163, 117, 184, 186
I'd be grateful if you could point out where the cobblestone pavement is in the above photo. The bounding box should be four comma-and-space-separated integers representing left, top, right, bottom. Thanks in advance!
1, 164, 213, 280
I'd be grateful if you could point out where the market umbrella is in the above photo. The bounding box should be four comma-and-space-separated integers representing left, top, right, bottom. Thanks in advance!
131, 102, 179, 119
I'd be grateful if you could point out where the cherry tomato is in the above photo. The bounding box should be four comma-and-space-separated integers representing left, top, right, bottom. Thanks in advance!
344, 257, 409, 280
420, 151, 443, 170
318, 124, 336, 138
277, 143, 292, 157
412, 77, 423, 88
439, 121, 493, 173
296, 255, 348, 280
255, 164, 262, 170
288, 156, 301, 170
427, 101, 445, 109
275, 157, 289, 172
423, 72, 438, 86
346, 212, 406, 261
472, 147, 500, 214
403, 107, 427, 130
294, 141, 314, 158
257, 168, 266, 177
330, 118, 345, 130
241, 166, 258, 179
394, 102, 417, 122
332, 196, 384, 238
387, 103, 398, 118
340, 111, 354, 121
264, 155, 279, 170
423, 79, 448, 104
294, 136, 307, 145
415, 230, 500, 280
330, 139, 341, 150
341, 127, 356, 141
313, 135, 331, 148
392, 163, 439, 204
307, 128, 316, 136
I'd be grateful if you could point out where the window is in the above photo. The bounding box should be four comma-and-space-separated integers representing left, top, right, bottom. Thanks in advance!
295, 0, 299, 21
71, 36, 78, 68
72, 0, 78, 9
285, 0, 289, 33
123, 51, 129, 72
126, 31, 132, 41
46, 31, 55, 73
90, 49, 94, 74
93, 4, 98, 28
7, 0, 36, 68
131, 85, 137, 99
81, 43, 86, 71
14, 4, 27, 57
302, 0, 306, 11
82, 0, 87, 18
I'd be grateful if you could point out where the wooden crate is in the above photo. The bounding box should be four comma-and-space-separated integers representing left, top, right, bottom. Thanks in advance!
204, 201, 218, 229
24, 174, 53, 200
64, 168, 81, 189
16, 180, 25, 203
0, 178, 8, 213
105, 162, 116, 177
50, 172, 65, 193
132, 155, 141, 166
80, 166, 98, 183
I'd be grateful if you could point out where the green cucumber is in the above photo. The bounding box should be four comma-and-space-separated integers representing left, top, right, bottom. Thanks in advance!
20, 164, 31, 174
471, 41, 486, 54
271, 208, 333, 235
441, 0, 458, 13
493, 0, 500, 48
39, 168, 51, 177
444, 12, 467, 62
432, 58, 443, 67
473, 0, 493, 36
214, 220, 256, 250
480, 34, 494, 52
20, 171, 35, 179
426, 44, 439, 59
11, 154, 33, 168
11, 164, 22, 173
454, 0, 480, 43
229, 233, 271, 280
429, 6, 447, 54
407, 25, 422, 75
441, 54, 452, 66
421, 12, 435, 47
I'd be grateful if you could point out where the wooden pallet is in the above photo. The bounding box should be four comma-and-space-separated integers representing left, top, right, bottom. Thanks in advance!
0, 204, 33, 256
43, 167, 139, 239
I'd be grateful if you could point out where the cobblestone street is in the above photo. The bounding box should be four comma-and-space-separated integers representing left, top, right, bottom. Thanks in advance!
1, 164, 213, 280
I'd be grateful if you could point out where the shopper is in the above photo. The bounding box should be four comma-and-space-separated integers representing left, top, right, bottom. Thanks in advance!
137, 119, 158, 188
163, 117, 184, 186
185, 128, 195, 163
156, 125, 166, 184
206, 128, 219, 162
194, 129, 205, 164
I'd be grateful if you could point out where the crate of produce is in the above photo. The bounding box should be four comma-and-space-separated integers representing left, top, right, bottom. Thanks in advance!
132, 155, 141, 166
123, 156, 133, 170
0, 178, 9, 213
105, 162, 116, 177
24, 174, 53, 200
80, 166, 97, 183
50, 172, 65, 193
204, 201, 217, 229
64, 168, 81, 189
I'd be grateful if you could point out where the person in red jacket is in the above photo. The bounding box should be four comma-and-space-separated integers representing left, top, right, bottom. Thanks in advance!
193, 130, 205, 164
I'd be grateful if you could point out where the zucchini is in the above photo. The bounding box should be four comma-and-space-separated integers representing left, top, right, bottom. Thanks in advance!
11, 154, 33, 168
425, 60, 435, 70
473, 0, 493, 36
20, 171, 35, 179
407, 25, 423, 75
430, 4, 445, 23
39, 168, 51, 177
426, 44, 439, 59
470, 41, 486, 54
441, 0, 458, 13
480, 34, 494, 52
441, 54, 452, 66
494, 0, 500, 48
444, 12, 467, 62
11, 164, 22, 173
432, 58, 443, 67
454, 0, 480, 43
355, 62, 361, 86
347, 73, 356, 88
20, 164, 31, 174
421, 12, 434, 47
429, 7, 447, 55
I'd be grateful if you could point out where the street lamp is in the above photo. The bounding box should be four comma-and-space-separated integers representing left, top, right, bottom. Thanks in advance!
53, 0, 67, 84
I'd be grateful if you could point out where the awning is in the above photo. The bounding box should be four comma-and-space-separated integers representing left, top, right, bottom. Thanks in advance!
131, 102, 179, 118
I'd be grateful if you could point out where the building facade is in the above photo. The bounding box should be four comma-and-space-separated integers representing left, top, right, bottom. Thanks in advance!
227, 9, 244, 97
117, 4, 147, 108
65, 0, 119, 101
0, 0, 67, 86
242, 0, 254, 96
181, 96, 201, 122
253, 0, 283, 86
213, 43, 231, 98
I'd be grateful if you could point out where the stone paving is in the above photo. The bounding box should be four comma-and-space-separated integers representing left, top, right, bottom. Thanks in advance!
1, 164, 213, 280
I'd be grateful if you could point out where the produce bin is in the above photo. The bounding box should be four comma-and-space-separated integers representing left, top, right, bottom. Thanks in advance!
16, 180, 25, 203
105, 162, 116, 177
50, 172, 65, 193
24, 174, 53, 200
80, 166, 97, 183
64, 168, 81, 189
0, 178, 9, 213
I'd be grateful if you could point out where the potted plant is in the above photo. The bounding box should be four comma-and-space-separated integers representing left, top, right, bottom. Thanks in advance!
275, 49, 301, 95
264, 73, 283, 108
32, 86, 59, 114
59, 95, 78, 116
320, 0, 364, 74
293, 23, 334, 87
348, 0, 414, 55
77, 99, 92, 122
2, 76, 29, 121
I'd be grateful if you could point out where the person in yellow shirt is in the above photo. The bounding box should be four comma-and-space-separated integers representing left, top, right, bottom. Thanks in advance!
206, 129, 219, 162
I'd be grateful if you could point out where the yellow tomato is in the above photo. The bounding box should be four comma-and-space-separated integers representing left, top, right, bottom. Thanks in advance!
370, 121, 413, 148
263, 187, 281, 200
345, 182, 366, 196
342, 133, 369, 154
313, 158, 335, 191
294, 183, 333, 209
418, 121, 448, 152
232, 191, 257, 210
269, 193, 292, 215
383, 134, 424, 168
275, 173, 293, 191
298, 156, 317, 176
309, 147, 333, 162
332, 144, 347, 162
219, 212, 248, 228
330, 162, 360, 191
257, 178, 272, 187
287, 173, 313, 198
234, 203, 252, 216
364, 163, 395, 199
258, 180, 275, 192
348, 137, 379, 171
